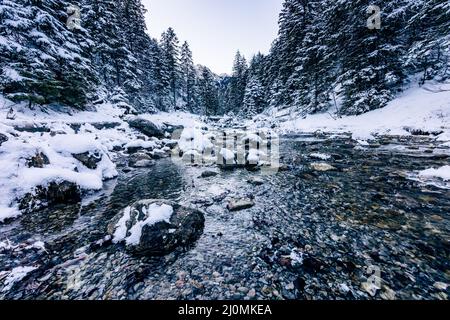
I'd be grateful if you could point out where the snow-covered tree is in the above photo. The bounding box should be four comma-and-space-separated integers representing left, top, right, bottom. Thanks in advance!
196, 66, 219, 116
180, 41, 196, 112
243, 76, 265, 118
160, 27, 181, 111
0, 0, 97, 108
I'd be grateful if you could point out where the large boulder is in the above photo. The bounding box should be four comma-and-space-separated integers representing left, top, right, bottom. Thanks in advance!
19, 181, 81, 214
13, 123, 50, 133
108, 200, 205, 256
73, 152, 102, 169
127, 118, 164, 138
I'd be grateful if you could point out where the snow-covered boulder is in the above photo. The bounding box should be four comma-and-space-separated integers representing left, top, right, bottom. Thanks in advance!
108, 200, 205, 256
19, 181, 81, 214
72, 151, 102, 170
127, 117, 164, 138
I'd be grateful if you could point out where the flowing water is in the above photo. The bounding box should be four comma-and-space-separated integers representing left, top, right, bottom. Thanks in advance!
0, 133, 449, 300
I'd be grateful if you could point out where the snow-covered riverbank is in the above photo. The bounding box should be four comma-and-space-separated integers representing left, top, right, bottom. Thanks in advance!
0, 96, 206, 222
252, 83, 450, 146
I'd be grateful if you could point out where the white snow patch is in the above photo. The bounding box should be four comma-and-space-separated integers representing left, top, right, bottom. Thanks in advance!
113, 203, 174, 246
419, 166, 450, 181
310, 153, 332, 160
1, 266, 37, 292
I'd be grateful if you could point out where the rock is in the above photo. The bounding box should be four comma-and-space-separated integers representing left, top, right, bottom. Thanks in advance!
380, 285, 396, 300
19, 181, 81, 213
227, 198, 255, 211
247, 177, 264, 186
127, 118, 164, 138
128, 153, 155, 168
163, 140, 178, 149
310, 162, 336, 172
162, 123, 184, 134
433, 282, 448, 291
276, 164, 290, 172
27, 152, 50, 168
200, 170, 218, 178
73, 152, 102, 169
361, 280, 381, 297
90, 122, 121, 130
0, 133, 8, 146
247, 289, 256, 298
151, 149, 169, 159
14, 123, 50, 133
107, 199, 205, 256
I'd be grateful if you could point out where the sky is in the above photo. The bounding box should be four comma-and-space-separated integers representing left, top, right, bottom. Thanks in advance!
142, 0, 284, 75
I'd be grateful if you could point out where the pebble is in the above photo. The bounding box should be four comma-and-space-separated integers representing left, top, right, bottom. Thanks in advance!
433, 282, 448, 291
247, 289, 256, 298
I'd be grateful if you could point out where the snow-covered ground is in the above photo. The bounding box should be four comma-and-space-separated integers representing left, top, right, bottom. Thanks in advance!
253, 82, 450, 147
0, 95, 204, 222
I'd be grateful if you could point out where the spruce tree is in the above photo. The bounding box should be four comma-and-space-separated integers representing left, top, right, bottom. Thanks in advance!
160, 27, 181, 111
180, 41, 197, 112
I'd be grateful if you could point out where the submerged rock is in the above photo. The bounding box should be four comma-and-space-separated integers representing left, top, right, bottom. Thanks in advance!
108, 199, 205, 256
128, 153, 155, 168
127, 118, 164, 138
227, 198, 255, 211
310, 162, 337, 172
200, 170, 218, 178
73, 152, 102, 169
247, 177, 264, 186
27, 152, 50, 168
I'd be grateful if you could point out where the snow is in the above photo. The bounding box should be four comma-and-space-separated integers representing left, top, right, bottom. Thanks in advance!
113, 203, 174, 246
247, 149, 266, 164
265, 82, 450, 143
1, 266, 37, 292
310, 153, 331, 160
139, 112, 203, 129
241, 133, 263, 144
124, 140, 158, 150
178, 128, 213, 154
419, 166, 450, 181
112, 206, 131, 244
219, 148, 235, 163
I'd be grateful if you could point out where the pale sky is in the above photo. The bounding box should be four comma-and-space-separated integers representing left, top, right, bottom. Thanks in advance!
142, 0, 284, 75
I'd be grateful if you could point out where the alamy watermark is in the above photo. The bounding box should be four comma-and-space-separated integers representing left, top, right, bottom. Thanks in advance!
171, 129, 281, 175
367, 5, 381, 30
67, 5, 81, 30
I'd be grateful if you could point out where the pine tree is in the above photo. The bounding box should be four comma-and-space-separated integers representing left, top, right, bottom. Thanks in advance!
160, 27, 181, 111
336, 0, 405, 115
196, 66, 219, 116
0, 0, 97, 108
228, 51, 248, 113
180, 41, 196, 112
243, 75, 264, 118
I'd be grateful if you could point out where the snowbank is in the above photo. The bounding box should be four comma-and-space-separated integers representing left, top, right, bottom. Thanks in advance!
0, 95, 209, 222
265, 82, 450, 143
419, 166, 450, 181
